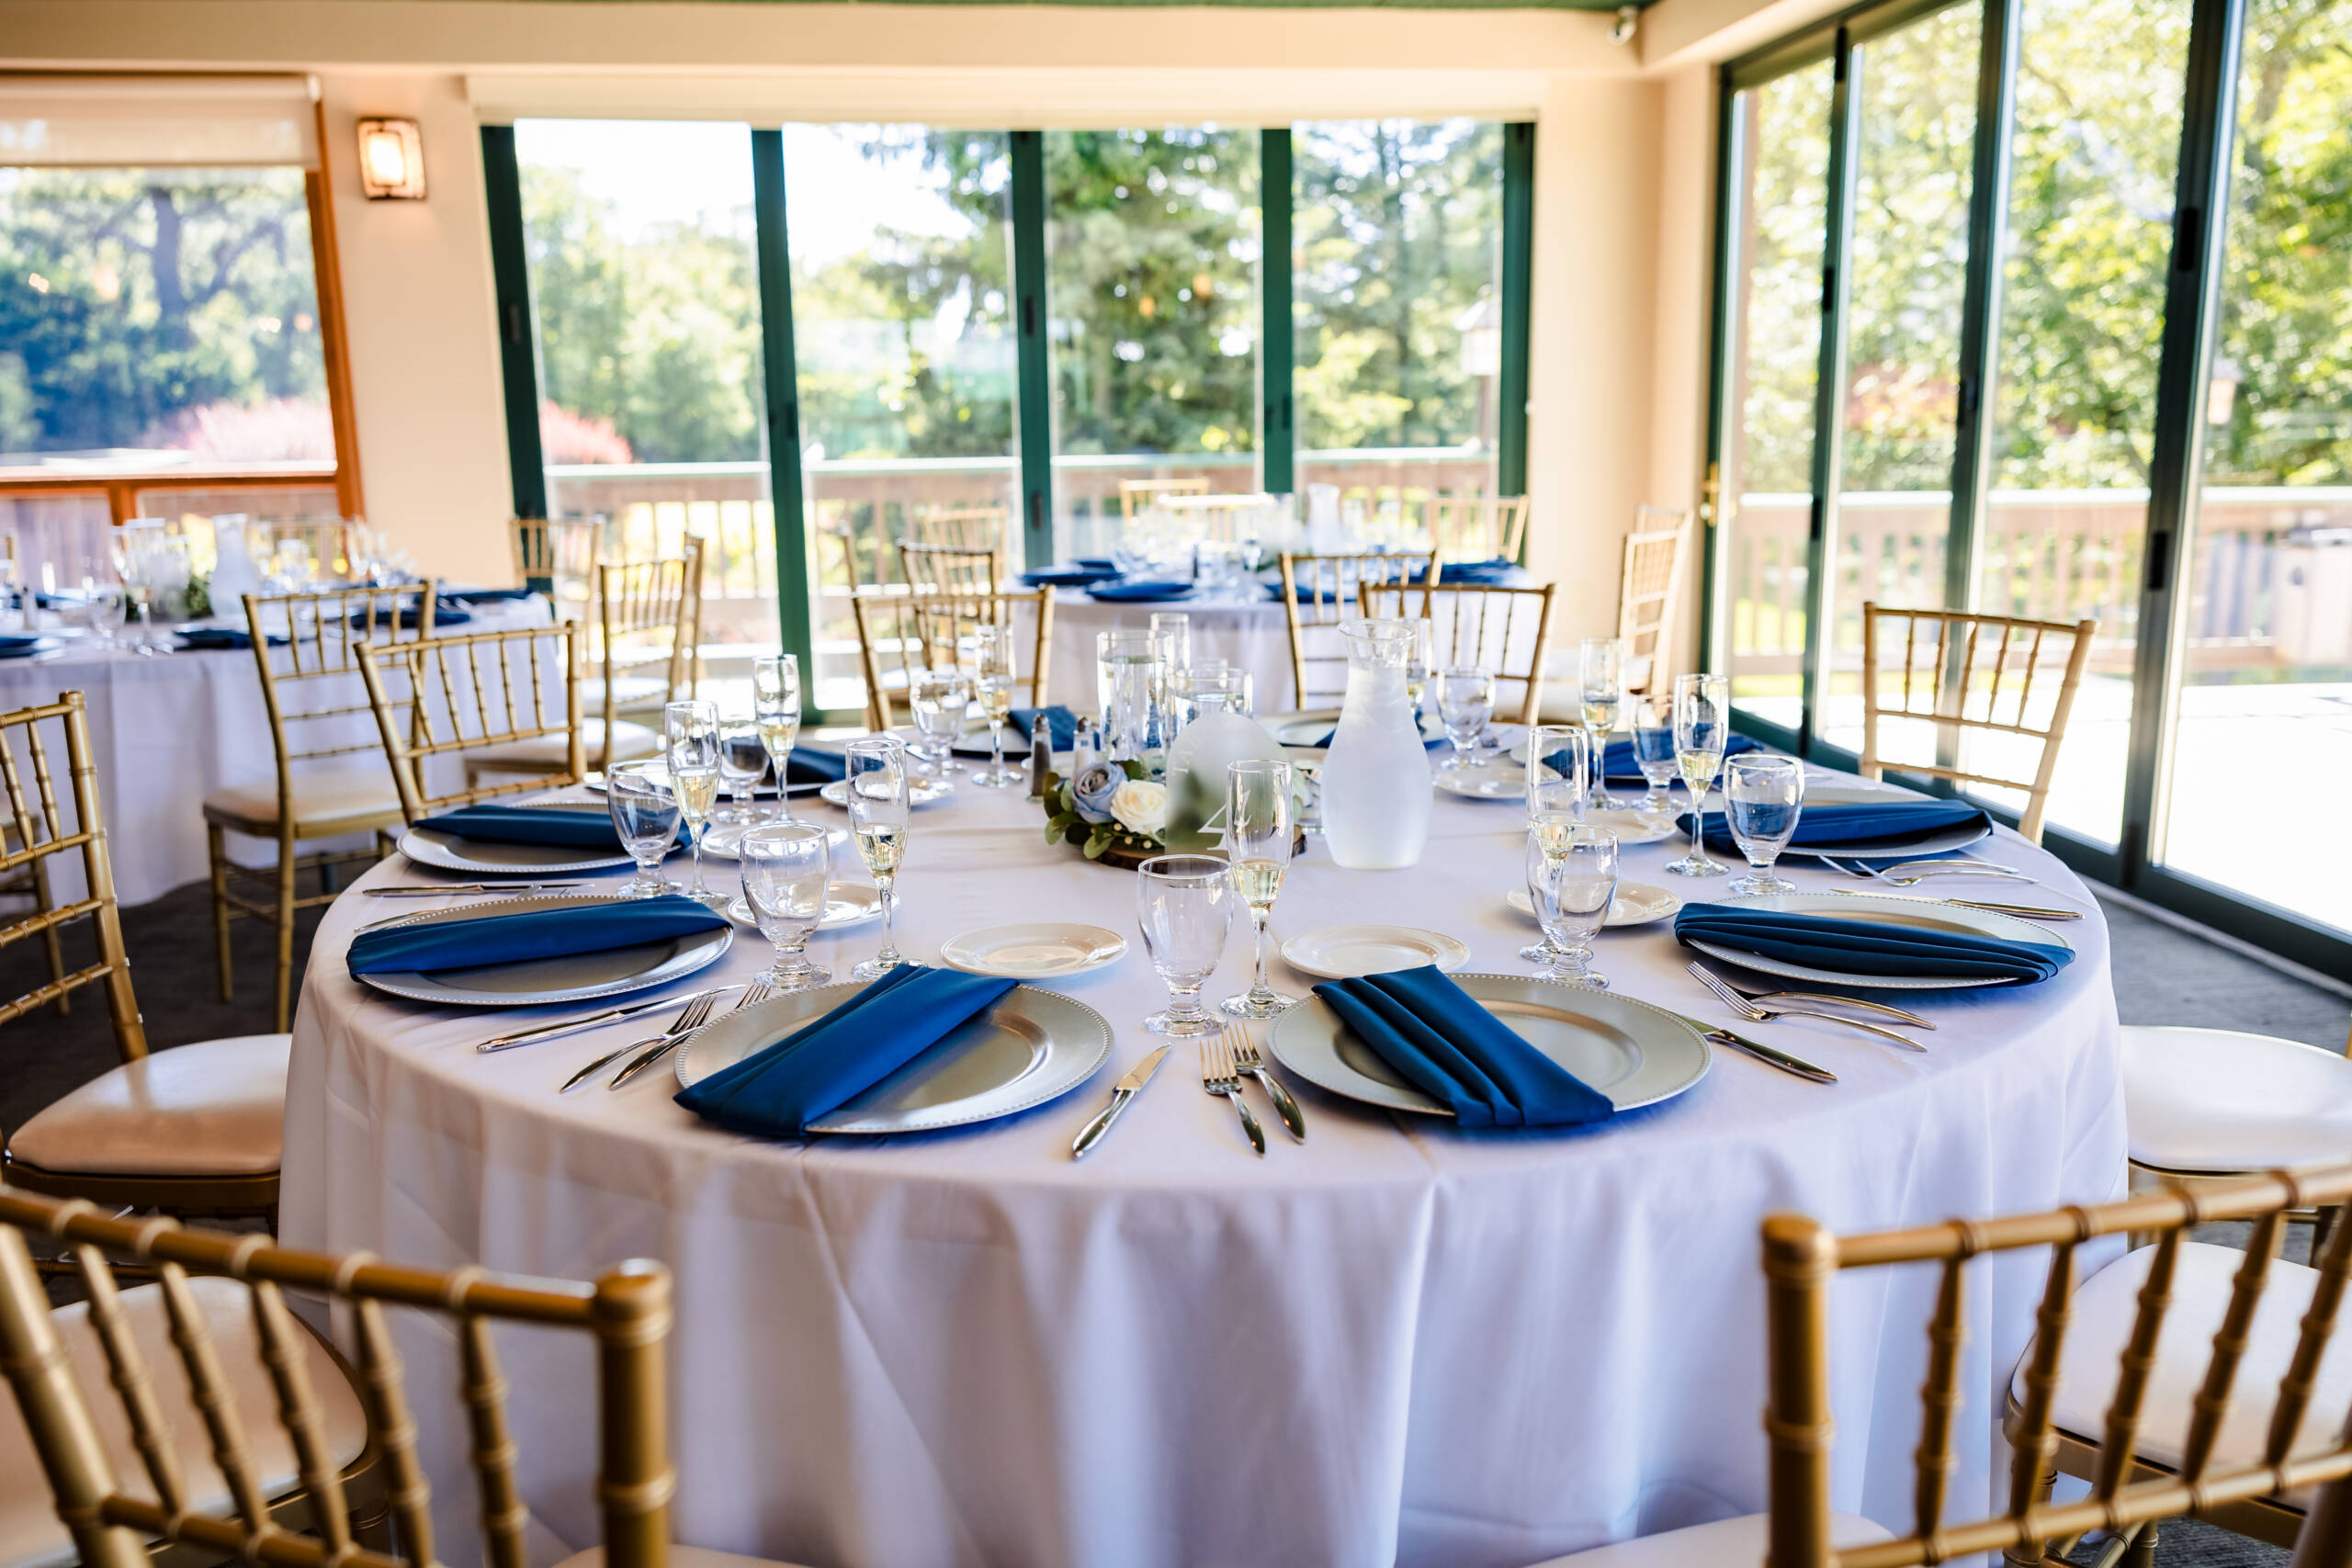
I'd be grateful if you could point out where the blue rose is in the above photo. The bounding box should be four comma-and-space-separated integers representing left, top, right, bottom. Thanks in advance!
1070, 762, 1122, 824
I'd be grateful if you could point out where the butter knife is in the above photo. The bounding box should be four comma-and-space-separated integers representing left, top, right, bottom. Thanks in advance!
1676, 1014, 1838, 1085
476, 993, 689, 1053
1071, 1045, 1171, 1159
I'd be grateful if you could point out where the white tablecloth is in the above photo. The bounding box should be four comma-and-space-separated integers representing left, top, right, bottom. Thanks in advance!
1039, 590, 1304, 715
282, 770, 2124, 1568
0, 598, 548, 905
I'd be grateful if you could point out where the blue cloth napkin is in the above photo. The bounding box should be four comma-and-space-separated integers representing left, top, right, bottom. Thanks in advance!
1023, 565, 1125, 588
0, 634, 51, 659
1699, 800, 1988, 853
348, 893, 726, 976
1087, 581, 1198, 604
440, 586, 538, 604
786, 749, 848, 785
1076, 558, 1117, 570
1590, 732, 1764, 783
1007, 705, 1078, 749
1674, 902, 2071, 984
352, 603, 468, 630
675, 964, 1017, 1135
1428, 558, 1518, 584
422, 804, 628, 850
1311, 965, 1615, 1128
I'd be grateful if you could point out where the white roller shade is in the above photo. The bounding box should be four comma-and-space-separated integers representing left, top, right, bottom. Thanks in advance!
0, 74, 320, 169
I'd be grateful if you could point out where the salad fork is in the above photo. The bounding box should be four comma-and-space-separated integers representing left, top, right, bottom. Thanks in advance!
1688, 964, 1928, 1053
1685, 960, 1934, 1030
610, 976, 775, 1089
561, 989, 718, 1093
1200, 1032, 1266, 1155
1227, 1022, 1305, 1142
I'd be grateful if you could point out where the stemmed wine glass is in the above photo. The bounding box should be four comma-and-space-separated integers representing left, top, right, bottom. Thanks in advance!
1628, 694, 1678, 818
844, 737, 912, 979
664, 699, 725, 906
1136, 853, 1233, 1038
738, 821, 833, 991
1525, 823, 1618, 989
716, 720, 765, 828
909, 665, 967, 779
968, 625, 1022, 788
1521, 725, 1589, 964
1437, 665, 1495, 773
605, 761, 680, 898
1579, 637, 1626, 809
1724, 754, 1804, 896
1219, 758, 1295, 1019
1665, 673, 1731, 878
752, 654, 800, 825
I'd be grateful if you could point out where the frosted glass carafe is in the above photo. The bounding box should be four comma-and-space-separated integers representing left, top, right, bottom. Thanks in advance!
1320, 620, 1431, 869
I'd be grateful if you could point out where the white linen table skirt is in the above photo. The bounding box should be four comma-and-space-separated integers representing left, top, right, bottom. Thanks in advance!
282, 769, 2124, 1568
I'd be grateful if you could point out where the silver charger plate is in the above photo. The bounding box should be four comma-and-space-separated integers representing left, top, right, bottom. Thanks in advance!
1772, 786, 1991, 863
816, 776, 955, 809
724, 882, 883, 931
1268, 972, 1711, 1117
700, 821, 850, 860
1682, 890, 2074, 991
674, 981, 1113, 1134
353, 893, 734, 1007
399, 806, 637, 875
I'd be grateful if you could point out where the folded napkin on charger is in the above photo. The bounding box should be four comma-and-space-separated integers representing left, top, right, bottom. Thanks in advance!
675, 964, 1015, 1135
0, 634, 49, 655
1424, 558, 1518, 585
174, 626, 287, 650
1311, 965, 1614, 1128
347, 893, 726, 976
786, 748, 848, 784
439, 586, 538, 604
1592, 732, 1764, 783
1699, 799, 1989, 853
1674, 902, 2071, 984
421, 803, 630, 850
1087, 581, 1197, 604
1022, 564, 1124, 588
350, 604, 468, 630
1006, 705, 1078, 749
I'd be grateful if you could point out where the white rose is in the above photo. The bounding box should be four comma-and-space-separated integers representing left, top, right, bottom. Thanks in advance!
1108, 779, 1170, 837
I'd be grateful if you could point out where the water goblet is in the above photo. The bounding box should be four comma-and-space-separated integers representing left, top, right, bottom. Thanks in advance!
1665, 673, 1731, 878
1521, 726, 1590, 964
909, 665, 967, 778
84, 578, 126, 651
1136, 853, 1234, 1038
716, 719, 766, 827
1724, 754, 1804, 896
664, 699, 725, 906
844, 736, 912, 979
1629, 695, 1678, 818
738, 821, 834, 991
1436, 665, 1495, 773
1219, 759, 1296, 1019
1525, 824, 1618, 989
605, 761, 680, 898
1579, 637, 1627, 809
968, 625, 1023, 788
752, 654, 802, 825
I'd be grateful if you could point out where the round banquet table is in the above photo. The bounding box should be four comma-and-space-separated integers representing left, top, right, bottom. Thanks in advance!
281, 757, 2125, 1568
1036, 587, 1304, 715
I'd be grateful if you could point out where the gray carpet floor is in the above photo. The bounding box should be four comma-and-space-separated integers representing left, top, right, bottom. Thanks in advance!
0, 877, 2345, 1565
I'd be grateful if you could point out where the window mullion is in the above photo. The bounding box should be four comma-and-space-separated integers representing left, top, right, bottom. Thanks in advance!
1798, 30, 1861, 758
1260, 127, 1294, 498
748, 128, 819, 712
479, 125, 547, 524
1941, 0, 2020, 617
1010, 130, 1053, 570
1498, 121, 1535, 514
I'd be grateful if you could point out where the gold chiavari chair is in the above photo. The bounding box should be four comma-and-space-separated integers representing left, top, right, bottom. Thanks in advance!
847, 587, 1053, 733
510, 516, 604, 619
1537, 1163, 2352, 1568
1119, 474, 1211, 516
1361, 581, 1558, 727
1619, 505, 1693, 697
0, 694, 288, 1222
0, 1187, 813, 1568
356, 622, 586, 822
896, 540, 1001, 597
1858, 603, 2098, 846
910, 503, 1011, 556
203, 585, 436, 1032
1277, 551, 1436, 709
1427, 494, 1530, 564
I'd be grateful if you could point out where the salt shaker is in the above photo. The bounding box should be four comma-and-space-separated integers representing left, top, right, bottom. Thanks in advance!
1071, 716, 1102, 773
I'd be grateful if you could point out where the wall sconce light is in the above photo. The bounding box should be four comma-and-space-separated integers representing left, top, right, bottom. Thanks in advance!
356, 118, 426, 200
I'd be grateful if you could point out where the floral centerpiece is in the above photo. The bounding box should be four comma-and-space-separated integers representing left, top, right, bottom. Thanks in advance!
1040, 760, 1172, 868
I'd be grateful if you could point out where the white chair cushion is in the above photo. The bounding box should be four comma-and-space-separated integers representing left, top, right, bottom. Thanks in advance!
554, 1547, 812, 1568
202, 766, 401, 835
7, 1035, 289, 1178
1527, 1510, 1893, 1565
0, 1274, 367, 1568
469, 719, 659, 770
2122, 1025, 2352, 1173
2027, 1241, 2352, 1499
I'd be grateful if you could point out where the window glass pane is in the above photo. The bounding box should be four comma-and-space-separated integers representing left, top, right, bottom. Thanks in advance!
1816, 6, 1980, 761
514, 119, 775, 656
2156, 0, 2352, 933
1293, 119, 1503, 525
1046, 128, 1260, 557
788, 126, 1019, 713
1973, 0, 2194, 843
1721, 62, 1836, 733
0, 164, 334, 472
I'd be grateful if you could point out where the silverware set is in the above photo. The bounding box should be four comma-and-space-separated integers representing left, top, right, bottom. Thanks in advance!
1199, 1021, 1305, 1156
362, 881, 586, 897
1683, 958, 1934, 1077
553, 979, 771, 1093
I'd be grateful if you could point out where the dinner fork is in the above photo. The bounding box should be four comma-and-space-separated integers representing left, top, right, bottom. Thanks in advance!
1201, 1032, 1266, 1155
610, 976, 775, 1089
560, 989, 719, 1093
1227, 1022, 1305, 1142
1688, 964, 1928, 1054
1684, 959, 1934, 1031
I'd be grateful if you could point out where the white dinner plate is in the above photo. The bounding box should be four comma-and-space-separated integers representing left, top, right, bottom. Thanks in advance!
1269, 972, 1711, 1117
1507, 881, 1682, 928
1432, 761, 1527, 800
725, 882, 884, 931
699, 821, 850, 861
1584, 813, 1679, 846
1771, 787, 1993, 863
1268, 709, 1450, 750
1680, 891, 2074, 991
675, 981, 1113, 1134
1280, 925, 1470, 979
937, 922, 1127, 979
817, 776, 956, 809
352, 894, 733, 1007
398, 816, 637, 875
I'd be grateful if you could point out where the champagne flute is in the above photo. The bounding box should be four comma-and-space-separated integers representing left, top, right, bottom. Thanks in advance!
1579, 637, 1627, 809
739, 821, 833, 991
1724, 754, 1804, 896
969, 625, 1022, 788
605, 761, 680, 898
1629, 694, 1678, 818
1136, 853, 1233, 1038
1219, 758, 1296, 1019
1436, 665, 1495, 773
664, 699, 725, 906
1525, 823, 1618, 989
844, 736, 912, 979
1666, 673, 1731, 878
752, 654, 801, 825
1521, 725, 1589, 964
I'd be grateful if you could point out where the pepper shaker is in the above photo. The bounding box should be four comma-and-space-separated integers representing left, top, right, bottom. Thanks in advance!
1029, 728, 1051, 798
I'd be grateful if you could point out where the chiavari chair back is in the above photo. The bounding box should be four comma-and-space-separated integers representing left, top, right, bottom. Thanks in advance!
1618, 505, 1692, 696
847, 588, 1053, 732
1157, 492, 1273, 543
1426, 494, 1529, 565
910, 504, 1011, 556
0, 1185, 696, 1568
896, 540, 1001, 597
511, 517, 604, 617
356, 622, 586, 821
1119, 475, 1211, 516
1857, 603, 2098, 846
1359, 581, 1557, 726
1278, 551, 1435, 709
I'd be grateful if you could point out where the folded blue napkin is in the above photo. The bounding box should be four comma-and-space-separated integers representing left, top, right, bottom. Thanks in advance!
1087, 581, 1198, 604
675, 964, 1017, 1135
1023, 565, 1125, 588
1699, 799, 1988, 853
1311, 966, 1615, 1128
439, 586, 538, 604
1674, 902, 2071, 984
348, 893, 726, 976
1429, 558, 1518, 584
422, 804, 628, 850
786, 749, 848, 784
1592, 733, 1763, 783
352, 603, 468, 630
1077, 558, 1117, 570
1007, 705, 1078, 749
0, 634, 51, 659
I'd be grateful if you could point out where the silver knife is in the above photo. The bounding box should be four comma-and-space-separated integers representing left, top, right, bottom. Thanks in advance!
1676, 1014, 1838, 1085
365, 882, 587, 897
1071, 1045, 1171, 1159
476, 993, 695, 1053
1880, 860, 2027, 880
